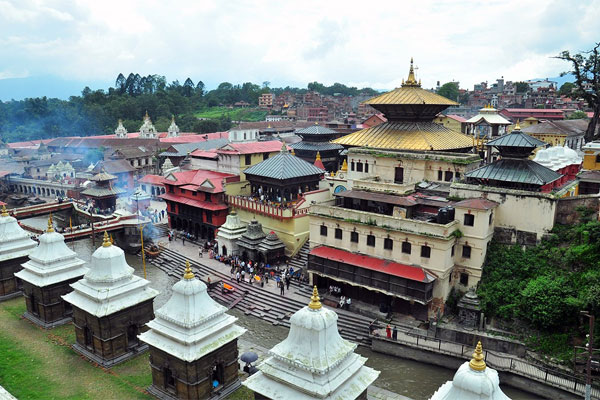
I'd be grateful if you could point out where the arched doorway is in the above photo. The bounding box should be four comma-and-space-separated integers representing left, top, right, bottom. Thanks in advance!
222, 245, 227, 256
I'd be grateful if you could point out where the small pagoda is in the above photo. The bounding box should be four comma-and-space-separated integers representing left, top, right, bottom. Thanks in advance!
334, 59, 473, 152
81, 170, 126, 211
140, 111, 158, 139
243, 287, 379, 399
237, 220, 266, 261
243, 142, 325, 206
15, 215, 88, 328
465, 105, 511, 139
216, 211, 247, 257
115, 119, 128, 138
167, 116, 180, 137
464, 123, 561, 192
139, 261, 246, 400
0, 205, 37, 301
257, 231, 286, 264
429, 342, 511, 400
290, 123, 343, 171
63, 232, 159, 367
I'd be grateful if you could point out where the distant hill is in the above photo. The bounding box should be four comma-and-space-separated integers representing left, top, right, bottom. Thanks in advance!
0, 76, 111, 101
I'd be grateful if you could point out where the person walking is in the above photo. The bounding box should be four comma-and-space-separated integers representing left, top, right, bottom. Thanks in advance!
285, 275, 291, 291
236, 271, 240, 283
386, 324, 392, 338
241, 269, 245, 283
392, 325, 398, 340
182, 235, 185, 246
279, 280, 285, 296
346, 297, 351, 310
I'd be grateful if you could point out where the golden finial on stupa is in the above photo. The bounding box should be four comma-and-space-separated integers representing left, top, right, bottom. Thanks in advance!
469, 341, 487, 371
110, 234, 114, 245
403, 57, 419, 87
341, 159, 348, 172
1, 204, 9, 217
514, 119, 521, 131
315, 121, 319, 125
144, 110, 149, 119
280, 141, 287, 153
183, 260, 194, 280
102, 231, 111, 247
316, 151, 321, 161
291, 148, 295, 156
308, 285, 322, 310
47, 213, 54, 233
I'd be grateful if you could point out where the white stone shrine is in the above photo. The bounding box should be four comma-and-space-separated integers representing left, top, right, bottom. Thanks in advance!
139, 111, 158, 139
167, 116, 180, 137
115, 119, 128, 138
216, 211, 247, 257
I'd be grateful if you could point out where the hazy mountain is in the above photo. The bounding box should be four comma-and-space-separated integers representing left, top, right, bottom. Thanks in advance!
0, 76, 111, 101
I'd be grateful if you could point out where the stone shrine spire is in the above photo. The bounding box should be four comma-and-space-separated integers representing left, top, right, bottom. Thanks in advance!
139, 111, 157, 139
114, 119, 128, 138
167, 115, 180, 137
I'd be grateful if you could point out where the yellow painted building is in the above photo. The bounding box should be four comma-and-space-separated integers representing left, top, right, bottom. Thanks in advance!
582, 141, 600, 170
434, 114, 467, 134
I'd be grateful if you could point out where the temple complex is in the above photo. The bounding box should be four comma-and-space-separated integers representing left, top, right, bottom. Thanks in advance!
0, 205, 37, 301
139, 261, 246, 400
429, 342, 511, 400
290, 124, 343, 171
81, 170, 126, 212
243, 287, 379, 399
63, 232, 159, 367
216, 211, 247, 256
15, 215, 87, 328
333, 59, 473, 152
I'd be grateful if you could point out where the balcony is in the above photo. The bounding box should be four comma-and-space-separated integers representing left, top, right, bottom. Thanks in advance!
353, 176, 414, 195
227, 195, 309, 219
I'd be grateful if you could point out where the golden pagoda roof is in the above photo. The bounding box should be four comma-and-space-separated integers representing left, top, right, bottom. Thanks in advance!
333, 121, 473, 151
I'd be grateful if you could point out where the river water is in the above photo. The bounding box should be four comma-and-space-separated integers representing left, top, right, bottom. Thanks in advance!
22, 215, 540, 399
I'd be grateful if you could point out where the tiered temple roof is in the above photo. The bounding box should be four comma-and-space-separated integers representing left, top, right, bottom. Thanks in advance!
334, 59, 473, 151
0, 205, 36, 263
237, 220, 266, 251
139, 261, 246, 362
244, 143, 325, 180
15, 216, 87, 287
63, 232, 158, 317
244, 287, 379, 399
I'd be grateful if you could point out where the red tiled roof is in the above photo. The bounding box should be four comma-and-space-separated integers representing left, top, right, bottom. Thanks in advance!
446, 114, 467, 123
453, 198, 499, 210
309, 246, 429, 282
6, 139, 53, 149
217, 140, 287, 155
501, 108, 564, 113
159, 193, 228, 211
159, 132, 229, 143
139, 174, 165, 185
190, 150, 219, 158
164, 169, 237, 192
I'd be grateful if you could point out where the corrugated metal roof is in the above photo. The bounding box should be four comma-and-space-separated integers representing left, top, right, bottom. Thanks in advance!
486, 132, 547, 149
465, 159, 561, 185
81, 187, 126, 197
160, 139, 229, 157
364, 86, 458, 106
335, 190, 417, 206
289, 142, 344, 151
295, 125, 339, 135
522, 120, 589, 137
332, 121, 473, 151
243, 151, 324, 180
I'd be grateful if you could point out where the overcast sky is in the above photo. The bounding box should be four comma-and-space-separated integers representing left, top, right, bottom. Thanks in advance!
1, 0, 599, 91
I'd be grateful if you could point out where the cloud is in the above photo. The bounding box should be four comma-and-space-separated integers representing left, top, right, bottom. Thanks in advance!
0, 0, 599, 91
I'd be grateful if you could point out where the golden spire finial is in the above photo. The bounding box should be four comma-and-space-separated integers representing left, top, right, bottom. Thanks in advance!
145, 110, 149, 119
316, 151, 321, 161
1, 204, 8, 217
403, 57, 419, 87
469, 341, 487, 371
47, 213, 54, 233
102, 231, 111, 247
110, 234, 114, 245
183, 260, 194, 280
171, 115, 175, 123
291, 148, 295, 156
514, 119, 521, 131
280, 141, 287, 153
308, 286, 322, 310
268, 124, 272, 129
315, 121, 319, 125
118, 118, 123, 124
341, 159, 348, 172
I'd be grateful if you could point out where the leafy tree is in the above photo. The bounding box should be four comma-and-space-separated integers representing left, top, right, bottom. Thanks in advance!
515, 81, 529, 93
558, 81, 576, 97
183, 78, 195, 97
556, 42, 600, 142
195, 81, 205, 95
567, 110, 588, 120
115, 73, 126, 94
437, 82, 459, 102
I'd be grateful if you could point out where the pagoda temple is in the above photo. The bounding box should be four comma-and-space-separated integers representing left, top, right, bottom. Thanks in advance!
139, 111, 158, 139
216, 211, 247, 257
81, 170, 126, 211
115, 119, 128, 138
63, 232, 159, 367
333, 59, 473, 152
243, 142, 325, 206
243, 287, 379, 399
237, 220, 266, 261
290, 124, 343, 171
0, 205, 37, 301
464, 123, 562, 192
429, 342, 511, 400
15, 215, 88, 328
139, 261, 246, 400
465, 105, 511, 139
256, 231, 286, 264
167, 116, 180, 137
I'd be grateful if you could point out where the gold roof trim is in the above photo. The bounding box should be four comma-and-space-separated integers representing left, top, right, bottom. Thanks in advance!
184, 260, 194, 280
308, 286, 322, 310
341, 159, 348, 171
316, 151, 321, 161
469, 341, 486, 371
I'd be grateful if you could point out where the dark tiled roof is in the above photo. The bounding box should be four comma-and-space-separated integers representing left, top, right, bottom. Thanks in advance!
94, 159, 136, 174
295, 125, 338, 135
289, 142, 344, 151
243, 151, 325, 180
465, 159, 561, 186
486, 131, 547, 149
81, 186, 126, 197
160, 139, 229, 157
522, 119, 590, 137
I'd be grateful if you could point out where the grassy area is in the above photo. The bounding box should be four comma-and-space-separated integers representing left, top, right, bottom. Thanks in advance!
194, 106, 267, 122
0, 297, 251, 399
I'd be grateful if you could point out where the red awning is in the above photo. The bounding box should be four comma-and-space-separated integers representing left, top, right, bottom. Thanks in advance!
309, 246, 430, 282
160, 193, 228, 211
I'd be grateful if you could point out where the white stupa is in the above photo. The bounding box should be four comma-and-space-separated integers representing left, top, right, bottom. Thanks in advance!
167, 116, 180, 137
429, 341, 511, 400
243, 287, 380, 399
216, 211, 247, 256
63, 231, 158, 317
139, 260, 246, 361
534, 145, 582, 171
139, 111, 158, 139
0, 205, 36, 264
16, 215, 87, 289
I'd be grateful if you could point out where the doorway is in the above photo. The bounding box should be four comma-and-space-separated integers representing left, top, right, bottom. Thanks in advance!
394, 167, 404, 184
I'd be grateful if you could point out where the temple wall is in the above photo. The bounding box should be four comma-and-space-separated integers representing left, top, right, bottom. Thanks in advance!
0, 256, 27, 300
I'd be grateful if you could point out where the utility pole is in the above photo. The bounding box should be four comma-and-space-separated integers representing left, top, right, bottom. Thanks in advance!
581, 311, 595, 400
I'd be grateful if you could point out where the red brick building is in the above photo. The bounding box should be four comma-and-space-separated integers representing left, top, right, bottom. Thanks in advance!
160, 170, 239, 240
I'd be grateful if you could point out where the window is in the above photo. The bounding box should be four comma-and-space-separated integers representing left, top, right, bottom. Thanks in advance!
464, 214, 475, 226
462, 245, 471, 258
451, 245, 455, 256
395, 167, 404, 184
489, 212, 493, 225
367, 234, 375, 247
455, 171, 460, 179
180, 189, 186, 194
444, 171, 453, 182
596, 154, 600, 163
206, 211, 212, 223
335, 228, 342, 240
164, 368, 175, 389
351, 161, 355, 171
356, 162, 363, 172
320, 225, 328, 236
384, 238, 393, 250
438, 170, 443, 180
401, 241, 411, 254
421, 245, 431, 258
205, 193, 211, 201
263, 153, 269, 161
245, 155, 252, 165
460, 273, 469, 286
351, 231, 359, 243
365, 163, 369, 173
192, 191, 197, 196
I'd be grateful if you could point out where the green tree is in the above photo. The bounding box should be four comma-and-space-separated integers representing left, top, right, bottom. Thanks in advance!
559, 82, 576, 96
515, 81, 529, 93
437, 82, 459, 102
567, 110, 588, 120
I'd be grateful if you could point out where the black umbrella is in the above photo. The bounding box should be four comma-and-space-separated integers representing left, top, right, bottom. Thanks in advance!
240, 351, 259, 364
